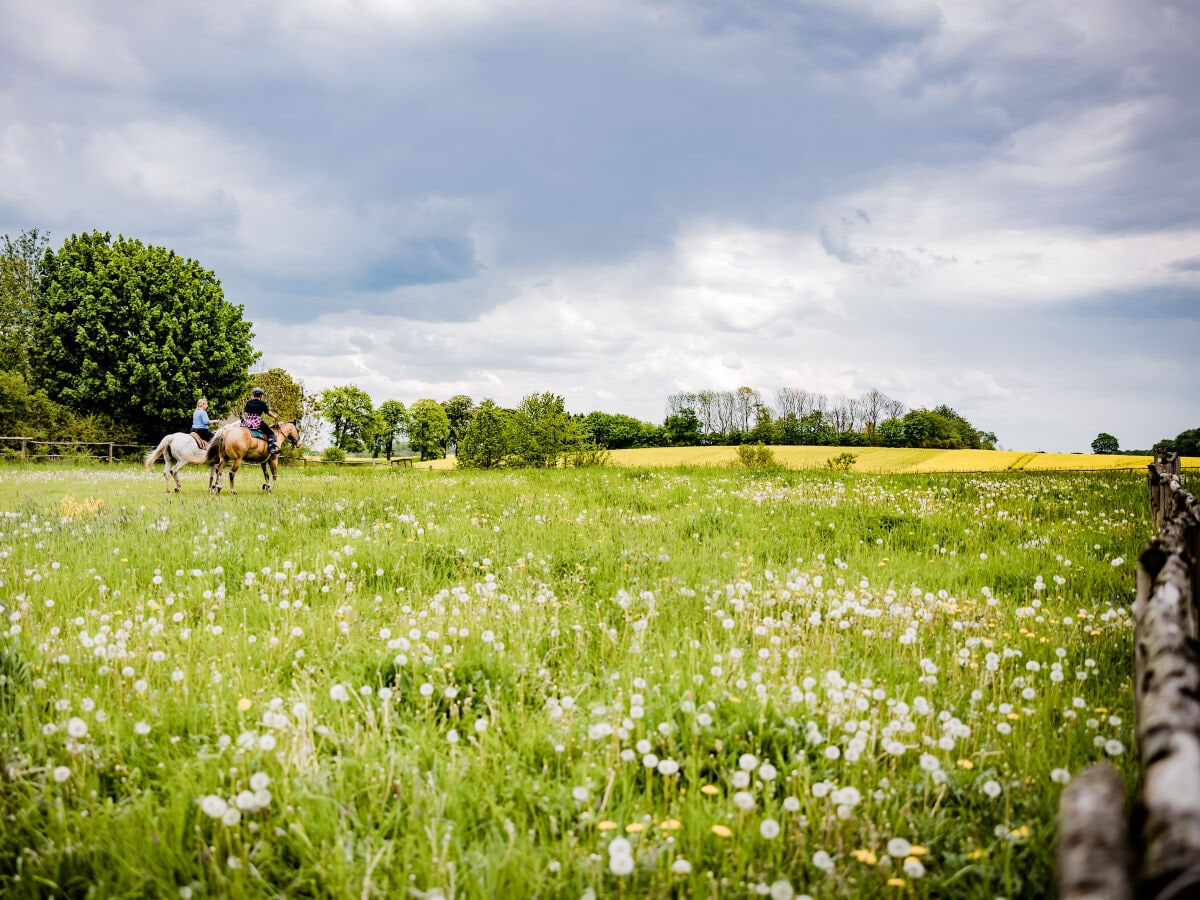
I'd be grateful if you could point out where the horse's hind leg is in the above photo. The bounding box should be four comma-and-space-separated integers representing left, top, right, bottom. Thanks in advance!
171, 460, 186, 492
228, 461, 241, 495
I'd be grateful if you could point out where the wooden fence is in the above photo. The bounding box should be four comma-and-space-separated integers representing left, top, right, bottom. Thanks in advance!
0, 435, 150, 462
1058, 452, 1200, 899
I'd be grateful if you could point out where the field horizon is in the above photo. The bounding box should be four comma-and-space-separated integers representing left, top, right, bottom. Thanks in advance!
409, 445, 1194, 473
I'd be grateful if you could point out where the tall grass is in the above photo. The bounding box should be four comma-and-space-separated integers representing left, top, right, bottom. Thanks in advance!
0, 463, 1150, 898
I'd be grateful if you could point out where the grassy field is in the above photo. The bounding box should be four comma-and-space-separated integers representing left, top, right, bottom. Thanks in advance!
0, 460, 1152, 898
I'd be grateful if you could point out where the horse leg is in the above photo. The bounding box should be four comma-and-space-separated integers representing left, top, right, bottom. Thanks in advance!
209, 458, 225, 494
171, 458, 186, 492
228, 460, 241, 494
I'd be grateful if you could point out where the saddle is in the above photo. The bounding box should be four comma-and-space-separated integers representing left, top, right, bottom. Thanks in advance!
189, 432, 209, 450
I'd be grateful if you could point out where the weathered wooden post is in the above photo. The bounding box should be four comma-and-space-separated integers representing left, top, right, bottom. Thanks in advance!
1133, 462, 1200, 900
1057, 763, 1135, 900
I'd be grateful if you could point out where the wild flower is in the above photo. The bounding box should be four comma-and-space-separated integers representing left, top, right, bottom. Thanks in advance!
902, 856, 926, 877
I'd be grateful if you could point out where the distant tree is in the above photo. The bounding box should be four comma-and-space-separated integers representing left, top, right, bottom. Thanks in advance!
1091, 433, 1119, 454
0, 228, 49, 378
32, 231, 258, 442
876, 417, 906, 447
749, 404, 774, 444
582, 411, 658, 449
663, 408, 703, 447
374, 399, 409, 459
252, 369, 317, 433
320, 385, 375, 452
773, 412, 803, 445
441, 394, 475, 455
457, 399, 515, 469
408, 398, 451, 460
799, 410, 835, 445
512, 392, 589, 467
1171, 428, 1200, 457
0, 370, 133, 442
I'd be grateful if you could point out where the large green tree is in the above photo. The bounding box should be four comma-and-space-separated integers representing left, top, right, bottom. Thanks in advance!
319, 384, 375, 452
32, 231, 258, 442
408, 398, 451, 460
1091, 432, 1120, 454
0, 228, 49, 379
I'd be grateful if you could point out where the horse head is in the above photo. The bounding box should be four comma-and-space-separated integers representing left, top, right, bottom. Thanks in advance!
277, 421, 301, 448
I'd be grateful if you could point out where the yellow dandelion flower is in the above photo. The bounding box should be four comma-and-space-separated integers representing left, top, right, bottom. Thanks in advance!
956, 759, 974, 769
1006, 712, 1020, 720
888, 878, 906, 887
711, 825, 733, 838
625, 823, 645, 833
661, 819, 682, 830
700, 785, 720, 796
851, 849, 877, 865
1009, 825, 1030, 839
908, 845, 929, 856
237, 698, 253, 711
598, 821, 618, 831
968, 849, 987, 860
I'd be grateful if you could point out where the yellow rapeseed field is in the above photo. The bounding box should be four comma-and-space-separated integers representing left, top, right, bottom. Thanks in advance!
607, 446, 1187, 473
413, 446, 1193, 473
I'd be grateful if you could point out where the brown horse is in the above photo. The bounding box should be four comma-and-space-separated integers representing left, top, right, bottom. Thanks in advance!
207, 421, 301, 494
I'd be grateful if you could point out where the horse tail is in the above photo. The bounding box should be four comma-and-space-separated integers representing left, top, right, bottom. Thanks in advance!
205, 432, 224, 465
145, 436, 172, 468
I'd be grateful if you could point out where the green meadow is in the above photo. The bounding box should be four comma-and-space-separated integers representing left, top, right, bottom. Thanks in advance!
0, 462, 1151, 898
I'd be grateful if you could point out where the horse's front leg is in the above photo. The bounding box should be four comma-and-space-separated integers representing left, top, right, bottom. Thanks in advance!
209, 460, 224, 494
261, 458, 277, 491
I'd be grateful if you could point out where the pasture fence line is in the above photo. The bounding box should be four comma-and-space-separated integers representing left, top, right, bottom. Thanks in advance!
1057, 451, 1200, 900
0, 435, 151, 463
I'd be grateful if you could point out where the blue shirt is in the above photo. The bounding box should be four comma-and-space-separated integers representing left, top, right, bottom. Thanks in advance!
192, 408, 211, 430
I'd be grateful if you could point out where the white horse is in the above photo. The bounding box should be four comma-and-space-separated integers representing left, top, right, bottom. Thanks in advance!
145, 420, 235, 493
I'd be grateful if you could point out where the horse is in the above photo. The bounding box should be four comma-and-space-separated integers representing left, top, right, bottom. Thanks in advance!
207, 421, 301, 494
145, 420, 237, 493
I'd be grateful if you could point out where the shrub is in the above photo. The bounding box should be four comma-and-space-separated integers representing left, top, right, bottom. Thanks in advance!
735, 443, 776, 469
322, 446, 347, 463
825, 451, 858, 473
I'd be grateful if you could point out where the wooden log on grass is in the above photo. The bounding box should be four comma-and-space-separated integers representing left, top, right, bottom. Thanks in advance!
1056, 763, 1134, 900
1135, 529, 1200, 900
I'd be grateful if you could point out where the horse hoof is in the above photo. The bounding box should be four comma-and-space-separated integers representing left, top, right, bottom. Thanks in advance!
261, 483, 271, 492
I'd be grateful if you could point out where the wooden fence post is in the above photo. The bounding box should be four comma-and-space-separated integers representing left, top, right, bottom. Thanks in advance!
1057, 763, 1135, 900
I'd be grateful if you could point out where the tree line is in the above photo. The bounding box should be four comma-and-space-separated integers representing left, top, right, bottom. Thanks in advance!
2, 227, 1001, 461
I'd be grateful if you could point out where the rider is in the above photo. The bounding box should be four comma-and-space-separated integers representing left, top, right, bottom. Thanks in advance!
242, 387, 280, 455
192, 397, 215, 444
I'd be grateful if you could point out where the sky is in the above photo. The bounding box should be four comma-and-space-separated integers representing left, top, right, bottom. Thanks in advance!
2, 0, 1198, 453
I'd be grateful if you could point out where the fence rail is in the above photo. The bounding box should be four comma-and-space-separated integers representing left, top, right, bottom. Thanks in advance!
0, 435, 150, 462
1057, 452, 1200, 899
